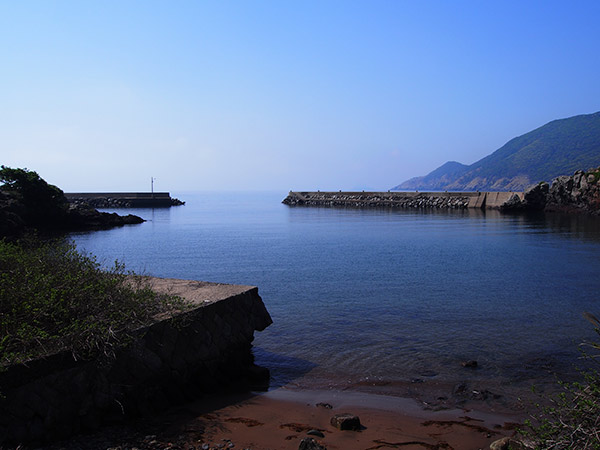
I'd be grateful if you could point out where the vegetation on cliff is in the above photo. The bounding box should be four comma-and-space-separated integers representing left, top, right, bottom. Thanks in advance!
394, 111, 600, 191
0, 238, 188, 368
0, 166, 143, 239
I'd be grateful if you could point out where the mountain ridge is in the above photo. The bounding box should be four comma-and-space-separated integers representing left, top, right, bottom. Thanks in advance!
393, 111, 600, 191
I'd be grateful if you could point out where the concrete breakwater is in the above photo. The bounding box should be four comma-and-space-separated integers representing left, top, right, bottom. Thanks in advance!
65, 192, 185, 208
0, 278, 272, 446
282, 191, 524, 209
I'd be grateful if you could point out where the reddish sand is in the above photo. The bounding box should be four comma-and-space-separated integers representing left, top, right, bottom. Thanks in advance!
182, 390, 520, 450
49, 388, 523, 450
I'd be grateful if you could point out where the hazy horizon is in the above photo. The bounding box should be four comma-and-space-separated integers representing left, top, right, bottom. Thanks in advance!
2, 1, 599, 192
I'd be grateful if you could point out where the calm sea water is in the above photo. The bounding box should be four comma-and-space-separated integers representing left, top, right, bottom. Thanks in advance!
70, 191, 600, 411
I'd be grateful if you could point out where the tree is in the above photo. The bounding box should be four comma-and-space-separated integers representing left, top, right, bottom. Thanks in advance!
0, 166, 67, 228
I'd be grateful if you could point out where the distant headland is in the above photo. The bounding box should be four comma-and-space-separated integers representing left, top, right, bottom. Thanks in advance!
393, 111, 600, 192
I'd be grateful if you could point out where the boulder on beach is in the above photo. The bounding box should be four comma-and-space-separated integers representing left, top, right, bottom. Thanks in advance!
330, 413, 361, 431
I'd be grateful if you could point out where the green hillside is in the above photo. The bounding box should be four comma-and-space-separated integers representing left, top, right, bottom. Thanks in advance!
397, 161, 468, 190
393, 111, 600, 191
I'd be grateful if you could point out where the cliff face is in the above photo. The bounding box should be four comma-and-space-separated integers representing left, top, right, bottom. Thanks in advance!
546, 170, 600, 213
514, 167, 600, 214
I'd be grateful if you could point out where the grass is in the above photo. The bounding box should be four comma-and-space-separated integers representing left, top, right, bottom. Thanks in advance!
518, 313, 600, 449
0, 238, 190, 368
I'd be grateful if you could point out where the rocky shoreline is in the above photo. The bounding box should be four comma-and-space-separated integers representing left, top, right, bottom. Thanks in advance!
0, 168, 151, 239
0, 191, 145, 239
502, 167, 600, 214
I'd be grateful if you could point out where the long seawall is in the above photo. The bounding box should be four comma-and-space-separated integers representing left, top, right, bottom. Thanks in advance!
282, 191, 524, 209
65, 192, 183, 207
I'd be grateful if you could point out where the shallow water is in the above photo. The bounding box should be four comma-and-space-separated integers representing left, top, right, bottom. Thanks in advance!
70, 191, 600, 410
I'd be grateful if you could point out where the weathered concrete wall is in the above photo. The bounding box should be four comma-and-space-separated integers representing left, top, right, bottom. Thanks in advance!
282, 191, 524, 209
0, 279, 272, 446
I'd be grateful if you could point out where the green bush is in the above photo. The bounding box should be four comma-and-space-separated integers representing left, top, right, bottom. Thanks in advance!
519, 313, 600, 449
0, 238, 189, 367
0, 166, 67, 228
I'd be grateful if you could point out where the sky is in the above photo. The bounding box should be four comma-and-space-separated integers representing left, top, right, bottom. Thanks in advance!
1, 1, 599, 192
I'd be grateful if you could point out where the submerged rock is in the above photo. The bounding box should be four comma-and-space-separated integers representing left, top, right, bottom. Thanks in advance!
461, 360, 478, 368
315, 402, 333, 409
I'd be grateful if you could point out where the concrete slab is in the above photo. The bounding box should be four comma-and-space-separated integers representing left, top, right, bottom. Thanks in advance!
143, 277, 256, 307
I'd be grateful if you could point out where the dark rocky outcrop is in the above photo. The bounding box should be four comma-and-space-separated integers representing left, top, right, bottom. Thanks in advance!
66, 204, 145, 229
501, 167, 600, 214
544, 168, 600, 213
522, 182, 550, 210
0, 167, 145, 239
0, 196, 145, 239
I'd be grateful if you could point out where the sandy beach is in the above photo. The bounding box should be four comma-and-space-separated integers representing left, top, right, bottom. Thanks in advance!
47, 388, 523, 450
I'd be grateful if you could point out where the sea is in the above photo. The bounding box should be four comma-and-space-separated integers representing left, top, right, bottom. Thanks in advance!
69, 191, 600, 413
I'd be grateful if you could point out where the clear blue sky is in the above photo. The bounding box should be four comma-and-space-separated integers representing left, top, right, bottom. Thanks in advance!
1, 1, 599, 192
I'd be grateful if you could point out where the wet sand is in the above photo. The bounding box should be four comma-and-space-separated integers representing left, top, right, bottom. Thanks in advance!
47, 388, 523, 450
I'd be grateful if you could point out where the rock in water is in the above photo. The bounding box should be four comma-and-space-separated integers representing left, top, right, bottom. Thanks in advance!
330, 413, 361, 430
315, 402, 333, 409
523, 182, 549, 210
500, 193, 524, 210
298, 437, 327, 450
